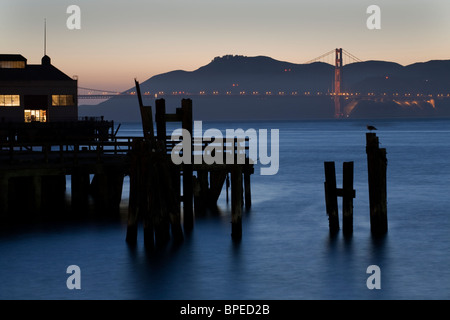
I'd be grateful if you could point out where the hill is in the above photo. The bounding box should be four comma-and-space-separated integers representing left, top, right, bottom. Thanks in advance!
79, 55, 450, 122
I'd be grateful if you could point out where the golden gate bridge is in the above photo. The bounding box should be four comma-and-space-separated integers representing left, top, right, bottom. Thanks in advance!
78, 48, 450, 118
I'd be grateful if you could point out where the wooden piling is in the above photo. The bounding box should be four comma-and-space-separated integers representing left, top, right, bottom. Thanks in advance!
135, 79, 154, 140
182, 99, 194, 230
366, 133, 388, 235
153, 145, 172, 247
231, 166, 243, 240
209, 170, 227, 210
155, 99, 167, 144
226, 173, 230, 204
195, 170, 208, 216
108, 169, 125, 216
90, 168, 124, 217
342, 161, 354, 235
126, 139, 142, 245
90, 173, 108, 215
71, 170, 90, 213
140, 141, 154, 249
324, 161, 339, 234
324, 161, 355, 235
244, 163, 253, 210
169, 164, 183, 243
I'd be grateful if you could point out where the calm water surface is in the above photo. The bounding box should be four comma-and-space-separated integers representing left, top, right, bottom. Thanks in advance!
1, 119, 449, 299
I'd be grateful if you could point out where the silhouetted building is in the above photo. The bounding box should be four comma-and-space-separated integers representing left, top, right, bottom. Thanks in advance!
0, 54, 77, 123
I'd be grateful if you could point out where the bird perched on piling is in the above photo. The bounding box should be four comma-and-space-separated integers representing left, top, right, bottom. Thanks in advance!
367, 125, 377, 131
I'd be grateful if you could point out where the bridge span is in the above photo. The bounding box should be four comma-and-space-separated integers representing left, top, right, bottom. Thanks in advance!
78, 48, 450, 118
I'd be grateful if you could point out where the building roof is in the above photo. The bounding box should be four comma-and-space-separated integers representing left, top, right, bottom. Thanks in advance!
0, 54, 27, 62
0, 55, 74, 82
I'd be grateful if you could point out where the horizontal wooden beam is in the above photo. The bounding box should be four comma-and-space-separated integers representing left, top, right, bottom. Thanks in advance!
336, 188, 356, 198
164, 114, 183, 122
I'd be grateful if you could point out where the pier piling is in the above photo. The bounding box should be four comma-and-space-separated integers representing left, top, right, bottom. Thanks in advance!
324, 161, 355, 235
342, 161, 354, 236
324, 161, 339, 234
71, 170, 90, 213
244, 163, 253, 211
366, 133, 388, 235
231, 165, 243, 241
181, 99, 194, 231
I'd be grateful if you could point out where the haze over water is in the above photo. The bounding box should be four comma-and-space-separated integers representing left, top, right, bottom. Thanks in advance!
0, 119, 449, 300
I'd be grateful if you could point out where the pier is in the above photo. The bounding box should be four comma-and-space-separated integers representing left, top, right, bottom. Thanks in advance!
126, 81, 254, 246
0, 120, 130, 218
0, 89, 254, 246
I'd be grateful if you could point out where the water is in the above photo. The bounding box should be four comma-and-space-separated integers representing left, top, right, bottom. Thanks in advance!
1, 119, 450, 300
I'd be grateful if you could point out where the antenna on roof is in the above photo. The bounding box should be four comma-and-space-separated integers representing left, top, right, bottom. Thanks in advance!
44, 18, 47, 56
41, 19, 51, 65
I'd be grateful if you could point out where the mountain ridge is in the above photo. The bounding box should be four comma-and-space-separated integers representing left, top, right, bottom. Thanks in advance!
79, 54, 450, 122
129, 55, 450, 95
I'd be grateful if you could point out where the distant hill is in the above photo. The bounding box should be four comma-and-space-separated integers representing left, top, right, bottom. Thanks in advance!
79, 55, 450, 122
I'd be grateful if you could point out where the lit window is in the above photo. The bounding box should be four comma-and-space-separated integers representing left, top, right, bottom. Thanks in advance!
0, 61, 25, 69
0, 95, 20, 106
52, 95, 75, 106
24, 110, 47, 123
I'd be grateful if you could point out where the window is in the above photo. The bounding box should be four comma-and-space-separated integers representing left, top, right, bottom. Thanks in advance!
0, 61, 25, 69
24, 110, 47, 123
52, 95, 75, 106
0, 95, 20, 106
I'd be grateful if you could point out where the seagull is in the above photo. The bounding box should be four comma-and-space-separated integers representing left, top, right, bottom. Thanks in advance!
367, 125, 377, 131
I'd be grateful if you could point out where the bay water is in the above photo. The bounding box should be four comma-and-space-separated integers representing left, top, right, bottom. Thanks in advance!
1, 119, 449, 300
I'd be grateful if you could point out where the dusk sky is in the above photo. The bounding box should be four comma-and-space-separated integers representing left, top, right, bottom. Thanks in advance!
2, 0, 450, 91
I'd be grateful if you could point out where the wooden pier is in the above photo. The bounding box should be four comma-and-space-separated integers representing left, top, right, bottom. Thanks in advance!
126, 80, 254, 246
0, 125, 133, 219
0, 84, 254, 247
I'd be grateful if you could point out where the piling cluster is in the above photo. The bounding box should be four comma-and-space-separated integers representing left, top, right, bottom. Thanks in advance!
126, 81, 254, 248
324, 132, 388, 236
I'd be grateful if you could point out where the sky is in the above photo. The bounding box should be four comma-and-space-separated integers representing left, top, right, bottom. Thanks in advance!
1, 0, 450, 91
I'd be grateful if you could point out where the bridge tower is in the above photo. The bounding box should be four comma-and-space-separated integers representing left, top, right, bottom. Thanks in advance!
334, 48, 343, 118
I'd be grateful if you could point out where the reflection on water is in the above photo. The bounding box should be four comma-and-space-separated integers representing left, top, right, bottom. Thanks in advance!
1, 119, 450, 299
